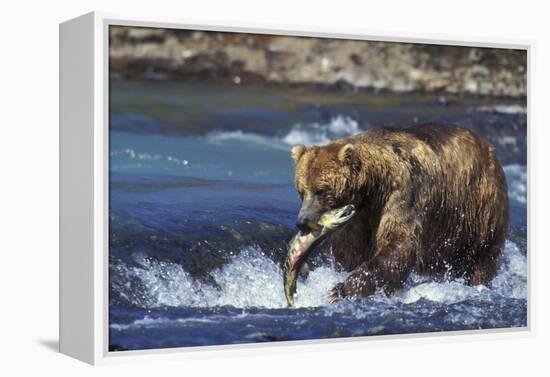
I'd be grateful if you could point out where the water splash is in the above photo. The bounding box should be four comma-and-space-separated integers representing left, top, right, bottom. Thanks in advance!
113, 240, 526, 311
385, 241, 526, 305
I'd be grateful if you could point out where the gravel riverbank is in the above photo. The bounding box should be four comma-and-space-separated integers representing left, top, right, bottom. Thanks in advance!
110, 26, 527, 98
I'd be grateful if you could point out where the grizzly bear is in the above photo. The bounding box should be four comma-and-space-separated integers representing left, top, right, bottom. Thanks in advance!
290, 123, 509, 301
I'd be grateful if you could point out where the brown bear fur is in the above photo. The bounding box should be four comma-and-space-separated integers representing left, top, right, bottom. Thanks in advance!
291, 123, 509, 300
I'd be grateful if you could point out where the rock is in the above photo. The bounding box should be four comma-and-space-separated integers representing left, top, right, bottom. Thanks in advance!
109, 26, 527, 98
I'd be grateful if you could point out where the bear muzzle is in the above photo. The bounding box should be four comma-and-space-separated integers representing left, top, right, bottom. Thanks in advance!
296, 198, 325, 233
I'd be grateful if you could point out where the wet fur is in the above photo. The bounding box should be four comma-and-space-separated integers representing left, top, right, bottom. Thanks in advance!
292, 123, 509, 299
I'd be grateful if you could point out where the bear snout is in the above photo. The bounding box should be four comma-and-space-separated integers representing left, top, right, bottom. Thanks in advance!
296, 216, 313, 233
296, 204, 323, 232
296, 196, 326, 232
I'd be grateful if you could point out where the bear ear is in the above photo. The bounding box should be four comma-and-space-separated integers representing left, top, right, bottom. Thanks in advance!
338, 144, 355, 163
338, 143, 361, 171
291, 144, 306, 163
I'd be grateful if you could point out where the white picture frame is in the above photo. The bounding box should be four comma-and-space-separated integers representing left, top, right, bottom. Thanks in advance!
59, 11, 534, 365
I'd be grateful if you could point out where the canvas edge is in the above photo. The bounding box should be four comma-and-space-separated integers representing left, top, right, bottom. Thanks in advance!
525, 40, 535, 341
58, 10, 535, 366
59, 11, 97, 365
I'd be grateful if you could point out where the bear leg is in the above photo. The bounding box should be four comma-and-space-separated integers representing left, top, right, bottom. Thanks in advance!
466, 243, 501, 286
328, 190, 422, 303
328, 268, 377, 303
329, 215, 420, 302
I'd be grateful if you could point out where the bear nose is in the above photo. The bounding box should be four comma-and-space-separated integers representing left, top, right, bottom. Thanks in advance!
296, 218, 312, 233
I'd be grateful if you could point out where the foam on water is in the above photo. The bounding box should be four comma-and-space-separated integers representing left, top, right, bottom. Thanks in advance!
110, 316, 219, 331
504, 164, 527, 204
282, 115, 361, 146
206, 115, 361, 149
114, 239, 526, 311
111, 148, 189, 165
477, 104, 527, 114
205, 130, 289, 151
110, 147, 190, 173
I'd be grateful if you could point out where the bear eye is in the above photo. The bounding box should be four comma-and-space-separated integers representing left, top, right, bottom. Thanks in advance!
314, 188, 327, 196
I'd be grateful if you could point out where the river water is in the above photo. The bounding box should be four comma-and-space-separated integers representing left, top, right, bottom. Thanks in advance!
108, 80, 527, 351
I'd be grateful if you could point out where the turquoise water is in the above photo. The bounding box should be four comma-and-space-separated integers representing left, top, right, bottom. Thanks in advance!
108, 81, 527, 351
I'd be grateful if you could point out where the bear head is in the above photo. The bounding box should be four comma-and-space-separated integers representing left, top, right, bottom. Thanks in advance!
291, 143, 361, 233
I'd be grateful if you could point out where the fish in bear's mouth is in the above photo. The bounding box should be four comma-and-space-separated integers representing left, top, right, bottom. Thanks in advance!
283, 204, 356, 306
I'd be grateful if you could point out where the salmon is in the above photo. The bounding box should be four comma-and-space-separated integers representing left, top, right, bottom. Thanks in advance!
283, 204, 355, 306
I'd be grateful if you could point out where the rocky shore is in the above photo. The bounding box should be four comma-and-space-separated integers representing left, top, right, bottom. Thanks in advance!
110, 26, 527, 98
